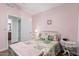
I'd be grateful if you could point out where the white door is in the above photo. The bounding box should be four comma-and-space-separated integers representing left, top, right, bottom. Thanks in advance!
21, 18, 32, 41
11, 18, 19, 43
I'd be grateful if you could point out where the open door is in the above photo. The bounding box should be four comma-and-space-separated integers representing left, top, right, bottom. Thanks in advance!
8, 16, 21, 44
11, 19, 19, 43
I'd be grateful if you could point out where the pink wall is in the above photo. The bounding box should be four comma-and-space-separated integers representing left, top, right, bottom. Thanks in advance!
32, 4, 78, 41
0, 4, 32, 51
0, 4, 8, 51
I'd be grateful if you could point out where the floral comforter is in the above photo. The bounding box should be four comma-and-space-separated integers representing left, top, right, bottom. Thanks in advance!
24, 40, 59, 56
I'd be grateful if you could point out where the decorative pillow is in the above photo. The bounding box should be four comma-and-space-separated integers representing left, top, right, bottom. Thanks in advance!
33, 31, 61, 42
48, 35, 54, 41
40, 33, 48, 40
53, 35, 60, 41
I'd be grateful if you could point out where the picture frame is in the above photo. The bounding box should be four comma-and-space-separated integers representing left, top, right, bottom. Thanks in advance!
47, 19, 52, 25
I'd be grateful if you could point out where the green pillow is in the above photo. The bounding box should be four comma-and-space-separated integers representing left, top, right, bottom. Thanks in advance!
48, 35, 54, 41
43, 39, 51, 44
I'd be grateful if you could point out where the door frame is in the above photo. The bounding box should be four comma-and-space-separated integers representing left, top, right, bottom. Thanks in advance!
8, 15, 21, 44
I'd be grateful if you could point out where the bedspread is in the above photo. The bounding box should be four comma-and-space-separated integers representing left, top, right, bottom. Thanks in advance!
10, 40, 58, 56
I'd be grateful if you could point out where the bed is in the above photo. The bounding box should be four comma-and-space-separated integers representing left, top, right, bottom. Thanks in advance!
9, 31, 62, 56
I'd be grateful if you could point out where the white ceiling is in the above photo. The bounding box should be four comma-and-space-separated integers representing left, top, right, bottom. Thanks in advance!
9, 3, 64, 15
16, 3, 63, 15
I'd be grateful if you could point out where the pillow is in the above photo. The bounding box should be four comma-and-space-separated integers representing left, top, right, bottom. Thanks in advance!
53, 35, 60, 41
35, 31, 61, 42
48, 35, 54, 41
39, 33, 48, 40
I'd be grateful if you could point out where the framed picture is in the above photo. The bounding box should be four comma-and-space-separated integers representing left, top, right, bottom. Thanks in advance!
47, 19, 52, 25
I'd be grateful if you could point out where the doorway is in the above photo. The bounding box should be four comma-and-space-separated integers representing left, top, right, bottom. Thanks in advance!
8, 15, 21, 45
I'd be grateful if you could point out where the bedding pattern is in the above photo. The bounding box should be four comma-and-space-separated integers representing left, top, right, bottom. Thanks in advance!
10, 40, 59, 56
